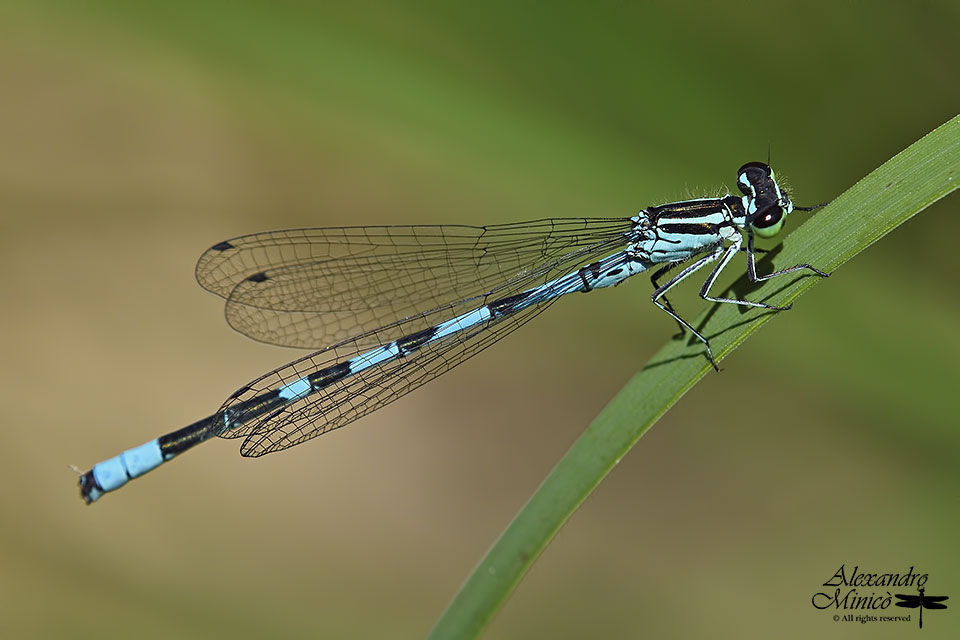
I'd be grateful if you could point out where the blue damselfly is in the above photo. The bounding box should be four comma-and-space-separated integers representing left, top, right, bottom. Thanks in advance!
79, 162, 828, 503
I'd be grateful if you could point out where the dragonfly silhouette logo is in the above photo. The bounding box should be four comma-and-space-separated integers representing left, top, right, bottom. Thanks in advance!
812, 564, 949, 629
895, 588, 949, 629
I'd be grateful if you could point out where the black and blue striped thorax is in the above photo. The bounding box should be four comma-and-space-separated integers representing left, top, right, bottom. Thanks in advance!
630, 196, 746, 264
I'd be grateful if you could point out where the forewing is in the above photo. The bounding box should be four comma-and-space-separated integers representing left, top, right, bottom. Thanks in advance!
195, 219, 632, 348
216, 233, 627, 456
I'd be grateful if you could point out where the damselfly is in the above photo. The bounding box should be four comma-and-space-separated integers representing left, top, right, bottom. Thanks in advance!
79, 162, 829, 503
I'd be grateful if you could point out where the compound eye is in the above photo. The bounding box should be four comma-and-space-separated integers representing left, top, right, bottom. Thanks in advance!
751, 204, 784, 238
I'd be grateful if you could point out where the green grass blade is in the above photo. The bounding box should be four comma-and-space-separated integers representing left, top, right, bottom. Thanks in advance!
428, 114, 960, 639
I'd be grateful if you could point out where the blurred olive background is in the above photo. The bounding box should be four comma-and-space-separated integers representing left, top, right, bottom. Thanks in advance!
2, 1, 958, 638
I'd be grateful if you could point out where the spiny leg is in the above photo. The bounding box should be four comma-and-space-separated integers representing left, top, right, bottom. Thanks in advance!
650, 263, 687, 338
651, 248, 724, 371
746, 230, 831, 282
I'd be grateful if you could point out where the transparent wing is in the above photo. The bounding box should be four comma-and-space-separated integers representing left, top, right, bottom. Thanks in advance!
217, 234, 630, 456
195, 218, 633, 349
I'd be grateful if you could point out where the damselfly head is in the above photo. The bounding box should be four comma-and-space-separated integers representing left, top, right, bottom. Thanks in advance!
737, 162, 794, 238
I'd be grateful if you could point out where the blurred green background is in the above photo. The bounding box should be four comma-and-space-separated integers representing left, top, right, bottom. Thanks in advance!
2, 1, 958, 638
